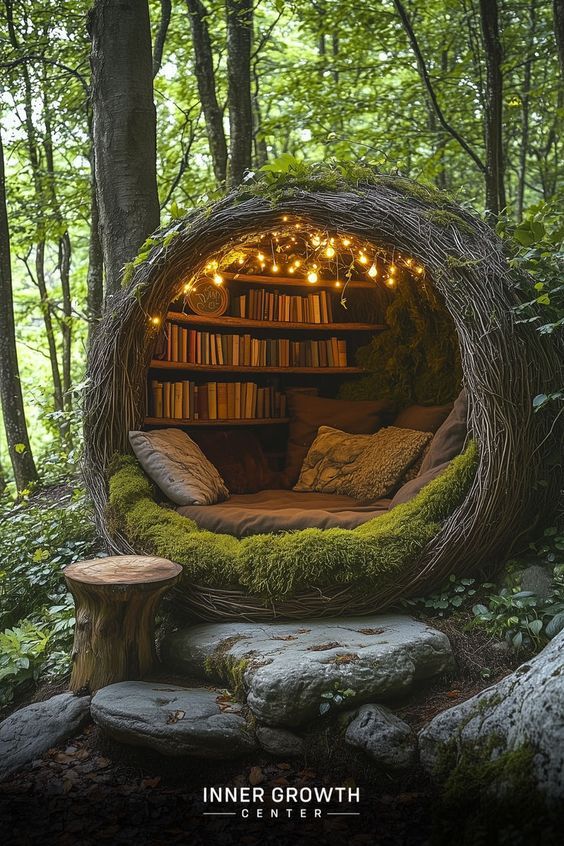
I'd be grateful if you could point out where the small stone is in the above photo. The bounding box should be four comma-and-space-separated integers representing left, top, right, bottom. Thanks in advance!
344, 704, 417, 770
419, 630, 564, 802
517, 564, 553, 601
0, 693, 91, 782
256, 726, 304, 757
162, 615, 454, 727
91, 682, 256, 759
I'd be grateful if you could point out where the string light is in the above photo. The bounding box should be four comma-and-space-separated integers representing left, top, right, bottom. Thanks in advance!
257, 252, 265, 262
213, 273, 223, 285
358, 253, 368, 265
415, 265, 424, 274
272, 263, 280, 273
390, 264, 397, 274
335, 280, 342, 288
385, 277, 396, 287
282, 215, 288, 221
368, 263, 378, 278
288, 266, 295, 274
307, 270, 318, 284
342, 238, 351, 247
325, 245, 336, 258
150, 316, 161, 326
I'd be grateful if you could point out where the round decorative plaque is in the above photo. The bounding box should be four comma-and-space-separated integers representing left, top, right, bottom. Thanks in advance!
186, 277, 229, 317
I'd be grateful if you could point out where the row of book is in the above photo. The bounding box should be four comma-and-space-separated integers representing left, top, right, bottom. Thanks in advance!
150, 380, 288, 421
231, 289, 334, 323
164, 324, 348, 368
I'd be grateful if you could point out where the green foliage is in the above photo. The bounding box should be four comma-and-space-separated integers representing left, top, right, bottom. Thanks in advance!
0, 489, 98, 706
108, 444, 477, 602
340, 275, 461, 406
403, 574, 480, 617
505, 200, 564, 410
319, 683, 356, 716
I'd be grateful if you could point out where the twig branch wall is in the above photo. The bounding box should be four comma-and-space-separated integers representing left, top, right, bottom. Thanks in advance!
83, 168, 563, 613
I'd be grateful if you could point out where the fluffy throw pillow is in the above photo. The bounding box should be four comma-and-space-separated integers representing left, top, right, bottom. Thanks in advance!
129, 428, 228, 506
394, 402, 453, 433
189, 429, 278, 494
294, 425, 433, 503
283, 394, 396, 487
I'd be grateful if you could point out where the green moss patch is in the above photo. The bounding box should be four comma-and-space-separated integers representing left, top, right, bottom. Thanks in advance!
108, 445, 477, 603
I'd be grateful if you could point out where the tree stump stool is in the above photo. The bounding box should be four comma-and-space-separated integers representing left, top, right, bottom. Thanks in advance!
64, 556, 182, 693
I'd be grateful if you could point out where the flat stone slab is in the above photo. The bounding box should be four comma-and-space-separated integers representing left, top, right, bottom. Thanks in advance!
345, 704, 417, 770
162, 615, 454, 727
419, 630, 564, 802
91, 682, 256, 759
0, 693, 91, 782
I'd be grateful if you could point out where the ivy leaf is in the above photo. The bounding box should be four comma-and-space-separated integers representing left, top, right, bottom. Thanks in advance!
170, 201, 187, 220
14, 443, 27, 454
532, 393, 548, 410
319, 702, 331, 715
545, 612, 564, 639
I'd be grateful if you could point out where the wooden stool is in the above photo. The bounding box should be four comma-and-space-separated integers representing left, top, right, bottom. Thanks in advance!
64, 555, 182, 693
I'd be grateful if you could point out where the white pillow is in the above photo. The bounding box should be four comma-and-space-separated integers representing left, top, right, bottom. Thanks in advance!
129, 428, 228, 506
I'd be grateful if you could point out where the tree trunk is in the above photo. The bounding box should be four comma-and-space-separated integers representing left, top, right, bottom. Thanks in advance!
87, 155, 104, 346
185, 0, 228, 185
554, 0, 564, 78
65, 556, 182, 693
89, 0, 160, 299
153, 0, 172, 77
479, 0, 506, 215
517, 0, 537, 222
226, 0, 253, 186
0, 128, 39, 492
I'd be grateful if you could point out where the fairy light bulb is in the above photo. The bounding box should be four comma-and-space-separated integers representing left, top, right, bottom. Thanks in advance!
415, 265, 424, 274
150, 316, 161, 326
368, 263, 378, 278
257, 252, 265, 262
358, 253, 368, 265
213, 273, 223, 285
325, 245, 336, 258
282, 215, 288, 222
342, 238, 351, 247
385, 277, 396, 288
288, 266, 295, 274
294, 259, 301, 268
311, 235, 321, 247
335, 280, 342, 288
272, 263, 279, 273
238, 257, 244, 265
390, 264, 397, 274
307, 270, 318, 284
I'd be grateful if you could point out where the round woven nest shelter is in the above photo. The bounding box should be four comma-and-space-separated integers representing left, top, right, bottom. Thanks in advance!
83, 167, 562, 621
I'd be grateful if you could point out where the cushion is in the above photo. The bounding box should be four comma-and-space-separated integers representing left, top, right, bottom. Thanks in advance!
394, 403, 453, 433
390, 460, 452, 506
177, 489, 390, 536
129, 428, 228, 506
283, 394, 395, 486
189, 430, 277, 494
294, 425, 433, 503
420, 389, 468, 475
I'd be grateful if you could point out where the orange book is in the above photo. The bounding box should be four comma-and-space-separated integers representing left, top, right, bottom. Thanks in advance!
227, 382, 235, 419
171, 324, 179, 361
217, 383, 228, 419
208, 382, 217, 419
181, 328, 188, 362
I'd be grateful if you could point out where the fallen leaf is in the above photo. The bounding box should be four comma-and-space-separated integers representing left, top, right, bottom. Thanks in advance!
248, 766, 264, 785
166, 709, 186, 724
446, 689, 461, 699
141, 776, 161, 789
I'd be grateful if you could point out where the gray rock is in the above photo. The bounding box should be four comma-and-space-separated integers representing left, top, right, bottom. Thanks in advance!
517, 564, 553, 601
162, 615, 454, 727
419, 630, 564, 802
345, 704, 417, 770
0, 693, 91, 782
256, 726, 304, 757
91, 682, 256, 759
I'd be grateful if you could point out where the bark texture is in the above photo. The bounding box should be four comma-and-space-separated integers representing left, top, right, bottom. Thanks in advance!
226, 0, 253, 186
554, 0, 564, 77
0, 129, 39, 491
65, 556, 181, 693
185, 0, 228, 184
89, 0, 160, 298
479, 0, 506, 215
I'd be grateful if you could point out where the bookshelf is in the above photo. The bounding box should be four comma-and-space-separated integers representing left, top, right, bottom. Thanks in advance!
145, 273, 384, 429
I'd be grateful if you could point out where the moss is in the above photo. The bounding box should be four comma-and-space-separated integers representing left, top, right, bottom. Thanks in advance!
424, 209, 476, 236
204, 653, 250, 700
107, 444, 477, 603
340, 275, 462, 406
432, 736, 552, 846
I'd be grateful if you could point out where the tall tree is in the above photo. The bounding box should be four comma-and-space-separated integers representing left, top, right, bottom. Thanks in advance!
185, 0, 228, 184
226, 0, 253, 185
554, 0, 564, 77
479, 0, 506, 215
153, 0, 172, 78
89, 0, 160, 298
0, 127, 39, 492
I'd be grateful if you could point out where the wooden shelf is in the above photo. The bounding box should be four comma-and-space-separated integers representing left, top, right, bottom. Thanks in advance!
167, 311, 384, 333
144, 417, 290, 427
150, 361, 365, 375
223, 271, 375, 289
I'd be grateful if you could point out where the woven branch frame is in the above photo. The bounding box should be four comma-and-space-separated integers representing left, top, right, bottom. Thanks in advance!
83, 173, 563, 619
